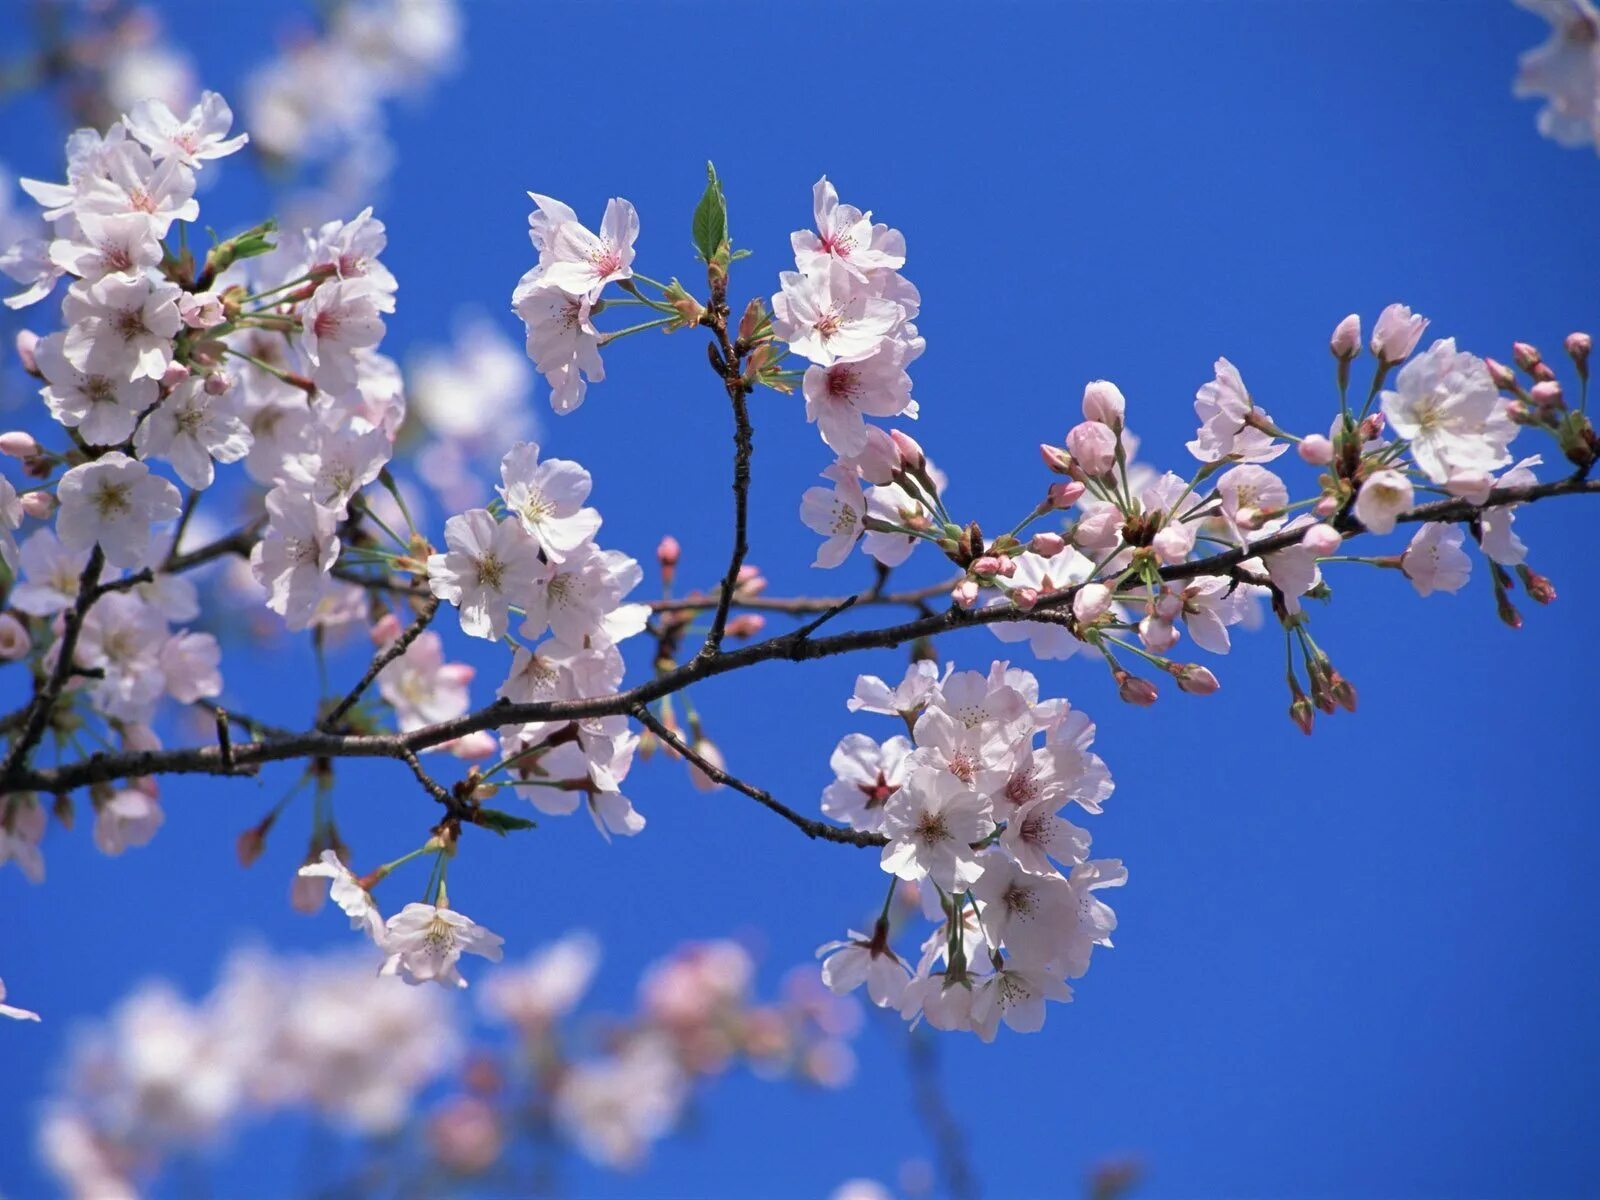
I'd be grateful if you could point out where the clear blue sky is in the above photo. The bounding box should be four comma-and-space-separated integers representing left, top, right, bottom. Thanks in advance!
3, 3, 1598, 1197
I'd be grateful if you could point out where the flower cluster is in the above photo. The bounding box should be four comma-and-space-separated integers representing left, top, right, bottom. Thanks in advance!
35, 934, 856, 1195
511, 192, 639, 412
817, 661, 1120, 1041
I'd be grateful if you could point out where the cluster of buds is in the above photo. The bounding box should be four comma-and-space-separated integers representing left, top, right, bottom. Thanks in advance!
1494, 335, 1596, 471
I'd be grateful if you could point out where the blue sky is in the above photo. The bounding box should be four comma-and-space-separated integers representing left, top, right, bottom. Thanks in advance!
3, 3, 1599, 1197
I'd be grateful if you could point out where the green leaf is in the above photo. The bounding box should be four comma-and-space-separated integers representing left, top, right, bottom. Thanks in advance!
474, 808, 538, 836
692, 161, 728, 262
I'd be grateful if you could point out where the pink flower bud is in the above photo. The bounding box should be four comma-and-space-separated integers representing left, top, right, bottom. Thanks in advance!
1081, 380, 1127, 429
1512, 341, 1542, 372
1172, 664, 1220, 695
1529, 380, 1563, 409
1139, 615, 1179, 653
1073, 505, 1122, 549
161, 361, 191, 388
1359, 412, 1386, 441
1028, 532, 1066, 556
1073, 583, 1113, 624
1531, 362, 1556, 383
290, 872, 328, 914
977, 555, 1017, 578
0, 613, 29, 660
951, 580, 980, 609
1065, 420, 1118, 477
1370, 303, 1428, 364
1484, 357, 1516, 389
14, 329, 39, 375
204, 371, 231, 396
890, 428, 926, 473
1151, 524, 1192, 565
1566, 332, 1591, 376
735, 564, 766, 594
1330, 314, 1361, 361
0, 431, 40, 459
1116, 671, 1159, 707
20, 490, 55, 519
1313, 495, 1340, 518
657, 535, 681, 568
1011, 586, 1039, 612
1153, 590, 1183, 621
1297, 434, 1334, 465
1047, 480, 1086, 510
1301, 523, 1343, 555
1039, 442, 1075, 475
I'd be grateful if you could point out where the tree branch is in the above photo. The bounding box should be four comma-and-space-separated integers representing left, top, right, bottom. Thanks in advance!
319, 596, 439, 733
6, 475, 1595, 807
630, 702, 885, 847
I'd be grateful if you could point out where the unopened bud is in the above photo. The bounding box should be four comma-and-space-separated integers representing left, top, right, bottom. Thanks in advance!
1359, 412, 1385, 441
1028, 532, 1066, 556
1152, 590, 1183, 621
1529, 380, 1563, 409
1065, 420, 1118, 477
204, 371, 231, 396
1171, 664, 1220, 695
724, 613, 766, 638
1073, 583, 1113, 624
1313, 495, 1340, 518
1484, 357, 1516, 390
1511, 341, 1542, 373
52, 792, 74, 830
1081, 380, 1127, 431
1011, 586, 1039, 612
20, 490, 55, 519
1330, 314, 1361, 361
657, 534, 680, 587
1566, 332, 1591, 379
1301, 523, 1343, 556
0, 431, 40, 459
1297, 434, 1333, 465
1047, 480, 1086, 510
1039, 442, 1075, 475
1327, 672, 1358, 713
1115, 670, 1158, 707
971, 555, 1013, 578
237, 823, 270, 868
890, 428, 926, 473
735, 564, 766, 595
1495, 588, 1522, 629
14, 329, 39, 375
1289, 694, 1315, 735
160, 361, 191, 388
1531, 361, 1557, 384
951, 579, 980, 609
1516, 565, 1556, 604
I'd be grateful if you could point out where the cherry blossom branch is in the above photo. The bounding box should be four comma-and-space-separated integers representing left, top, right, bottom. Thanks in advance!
318, 596, 439, 732
695, 290, 755, 661
0, 546, 104, 787
629, 702, 887, 847
5, 475, 1595, 805
649, 576, 953, 616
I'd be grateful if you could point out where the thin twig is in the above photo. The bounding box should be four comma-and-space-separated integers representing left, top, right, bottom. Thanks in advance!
630, 703, 886, 847
319, 596, 439, 732
0, 546, 103, 787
